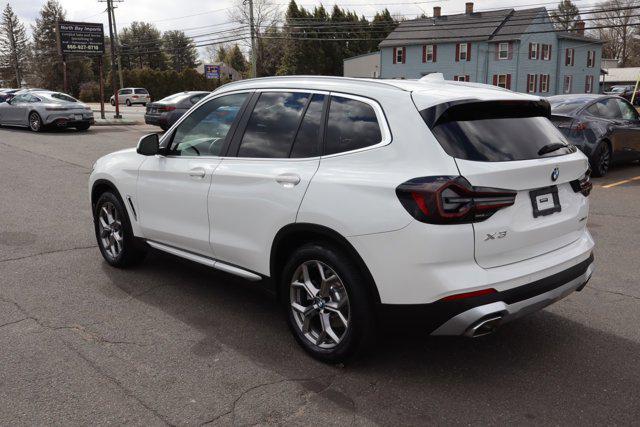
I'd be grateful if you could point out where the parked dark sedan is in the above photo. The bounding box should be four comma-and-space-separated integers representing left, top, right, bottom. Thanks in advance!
144, 91, 209, 131
548, 94, 640, 176
604, 85, 640, 105
0, 88, 21, 102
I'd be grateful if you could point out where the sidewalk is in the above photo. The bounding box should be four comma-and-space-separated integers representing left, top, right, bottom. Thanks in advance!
89, 102, 146, 126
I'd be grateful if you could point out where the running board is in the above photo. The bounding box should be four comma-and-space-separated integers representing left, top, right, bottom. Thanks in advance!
146, 241, 262, 281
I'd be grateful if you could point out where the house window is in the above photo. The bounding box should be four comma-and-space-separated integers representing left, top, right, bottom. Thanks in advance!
527, 74, 537, 93
393, 47, 405, 64
458, 43, 468, 61
541, 44, 551, 60
454, 75, 470, 82
540, 74, 549, 93
423, 44, 436, 62
494, 74, 510, 89
565, 48, 574, 66
585, 75, 594, 93
529, 43, 539, 60
587, 50, 595, 67
564, 75, 573, 93
498, 42, 509, 60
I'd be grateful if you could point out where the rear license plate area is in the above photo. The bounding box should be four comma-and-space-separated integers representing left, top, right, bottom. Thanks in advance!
74, 114, 83, 121
529, 185, 561, 218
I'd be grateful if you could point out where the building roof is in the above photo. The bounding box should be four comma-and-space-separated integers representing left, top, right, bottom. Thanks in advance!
602, 67, 640, 83
379, 6, 601, 47
557, 31, 603, 43
379, 9, 514, 47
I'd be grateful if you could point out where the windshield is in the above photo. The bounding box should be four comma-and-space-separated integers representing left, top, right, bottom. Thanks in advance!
421, 100, 573, 162
134, 89, 148, 94
159, 93, 188, 103
609, 86, 626, 93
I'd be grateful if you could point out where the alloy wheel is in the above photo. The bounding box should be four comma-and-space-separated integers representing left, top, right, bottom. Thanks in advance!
29, 113, 41, 131
290, 260, 350, 349
98, 202, 124, 259
598, 144, 611, 176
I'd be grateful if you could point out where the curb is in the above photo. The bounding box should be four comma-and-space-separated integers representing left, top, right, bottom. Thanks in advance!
92, 120, 141, 126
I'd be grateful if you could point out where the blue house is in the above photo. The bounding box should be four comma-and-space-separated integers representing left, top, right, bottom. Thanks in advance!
378, 3, 603, 95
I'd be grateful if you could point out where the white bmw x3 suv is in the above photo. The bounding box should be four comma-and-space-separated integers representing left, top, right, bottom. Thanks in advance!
89, 75, 594, 362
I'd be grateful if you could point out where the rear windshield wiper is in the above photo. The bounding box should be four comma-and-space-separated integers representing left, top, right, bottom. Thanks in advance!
538, 142, 568, 156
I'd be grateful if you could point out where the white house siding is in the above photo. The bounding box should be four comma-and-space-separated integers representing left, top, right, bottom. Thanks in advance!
343, 52, 381, 78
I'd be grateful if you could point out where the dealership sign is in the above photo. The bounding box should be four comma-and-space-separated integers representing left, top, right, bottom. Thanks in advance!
205, 64, 221, 79
57, 21, 105, 55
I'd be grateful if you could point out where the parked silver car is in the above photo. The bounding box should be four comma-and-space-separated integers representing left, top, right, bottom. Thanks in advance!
110, 87, 150, 106
144, 91, 209, 130
0, 90, 94, 132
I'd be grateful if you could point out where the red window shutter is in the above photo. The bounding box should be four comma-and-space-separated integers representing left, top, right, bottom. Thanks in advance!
493, 74, 498, 86
393, 47, 397, 64
508, 42, 513, 60
536, 43, 540, 59
465, 75, 469, 82
585, 77, 588, 93
565, 49, 569, 66
526, 74, 531, 92
467, 42, 471, 61
534, 74, 538, 92
571, 49, 574, 66
433, 45, 437, 62
506, 74, 512, 90
402, 47, 406, 64
495, 43, 499, 60
422, 46, 426, 63
548, 45, 552, 61
456, 43, 460, 62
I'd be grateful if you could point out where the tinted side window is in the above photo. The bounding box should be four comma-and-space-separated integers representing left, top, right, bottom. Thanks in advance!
190, 94, 207, 104
291, 94, 325, 158
238, 92, 309, 158
325, 96, 382, 155
594, 99, 622, 119
134, 89, 148, 94
170, 92, 248, 157
616, 99, 639, 120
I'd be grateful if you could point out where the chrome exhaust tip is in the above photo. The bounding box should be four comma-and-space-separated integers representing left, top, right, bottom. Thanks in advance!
464, 315, 503, 338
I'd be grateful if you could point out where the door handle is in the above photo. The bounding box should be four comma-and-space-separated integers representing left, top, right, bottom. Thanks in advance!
188, 167, 206, 179
275, 173, 301, 187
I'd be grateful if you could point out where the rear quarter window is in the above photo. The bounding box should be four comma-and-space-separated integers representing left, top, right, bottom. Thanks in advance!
324, 96, 382, 155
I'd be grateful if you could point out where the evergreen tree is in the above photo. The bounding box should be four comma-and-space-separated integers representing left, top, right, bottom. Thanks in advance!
550, 0, 582, 30
0, 3, 29, 87
225, 44, 248, 74
119, 22, 167, 70
216, 45, 227, 62
162, 30, 199, 72
32, 0, 65, 90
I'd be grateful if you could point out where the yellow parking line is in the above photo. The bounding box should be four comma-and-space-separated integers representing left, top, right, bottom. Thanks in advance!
602, 175, 640, 189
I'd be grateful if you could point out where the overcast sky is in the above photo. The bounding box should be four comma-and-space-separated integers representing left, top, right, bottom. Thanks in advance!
8, 0, 599, 60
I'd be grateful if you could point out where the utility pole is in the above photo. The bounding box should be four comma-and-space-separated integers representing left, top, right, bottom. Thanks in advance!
246, 0, 257, 78
110, 4, 124, 89
106, 0, 121, 118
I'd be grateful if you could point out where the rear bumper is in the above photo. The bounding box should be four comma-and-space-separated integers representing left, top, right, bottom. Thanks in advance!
377, 253, 594, 335
144, 114, 167, 126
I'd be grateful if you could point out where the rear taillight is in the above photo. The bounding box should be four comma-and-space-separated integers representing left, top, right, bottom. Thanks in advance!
396, 176, 516, 224
158, 106, 175, 112
573, 121, 588, 132
570, 170, 592, 196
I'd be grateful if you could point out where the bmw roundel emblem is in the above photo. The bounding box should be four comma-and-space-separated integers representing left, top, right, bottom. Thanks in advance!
551, 167, 559, 182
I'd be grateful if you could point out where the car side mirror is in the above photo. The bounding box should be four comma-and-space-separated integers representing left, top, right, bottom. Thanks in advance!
5, 98, 11, 105
137, 133, 160, 156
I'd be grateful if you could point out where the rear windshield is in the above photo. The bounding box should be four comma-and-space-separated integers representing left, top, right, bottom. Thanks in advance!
134, 89, 148, 94
422, 100, 573, 162
548, 97, 590, 114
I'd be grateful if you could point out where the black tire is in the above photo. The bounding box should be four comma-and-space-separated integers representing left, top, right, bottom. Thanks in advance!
28, 112, 43, 132
142, 103, 146, 107
76, 123, 91, 131
126, 99, 131, 106
281, 242, 375, 364
94, 191, 147, 268
591, 141, 611, 177
110, 99, 115, 106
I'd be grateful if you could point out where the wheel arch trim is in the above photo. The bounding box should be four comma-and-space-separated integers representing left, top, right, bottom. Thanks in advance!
270, 223, 381, 303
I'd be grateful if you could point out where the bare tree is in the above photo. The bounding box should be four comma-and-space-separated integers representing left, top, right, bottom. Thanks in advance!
593, 0, 640, 66
228, 0, 281, 72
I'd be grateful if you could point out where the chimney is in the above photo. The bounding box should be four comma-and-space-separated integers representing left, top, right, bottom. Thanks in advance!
433, 6, 441, 17
575, 20, 585, 35
465, 2, 474, 14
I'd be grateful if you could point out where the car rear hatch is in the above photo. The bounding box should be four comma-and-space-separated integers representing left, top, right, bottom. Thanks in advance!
418, 98, 590, 269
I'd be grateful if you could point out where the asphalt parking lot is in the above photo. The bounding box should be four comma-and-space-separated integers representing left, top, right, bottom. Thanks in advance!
1, 125, 639, 425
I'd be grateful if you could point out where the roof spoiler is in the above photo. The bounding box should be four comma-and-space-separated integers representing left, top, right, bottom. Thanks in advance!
420, 99, 551, 128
